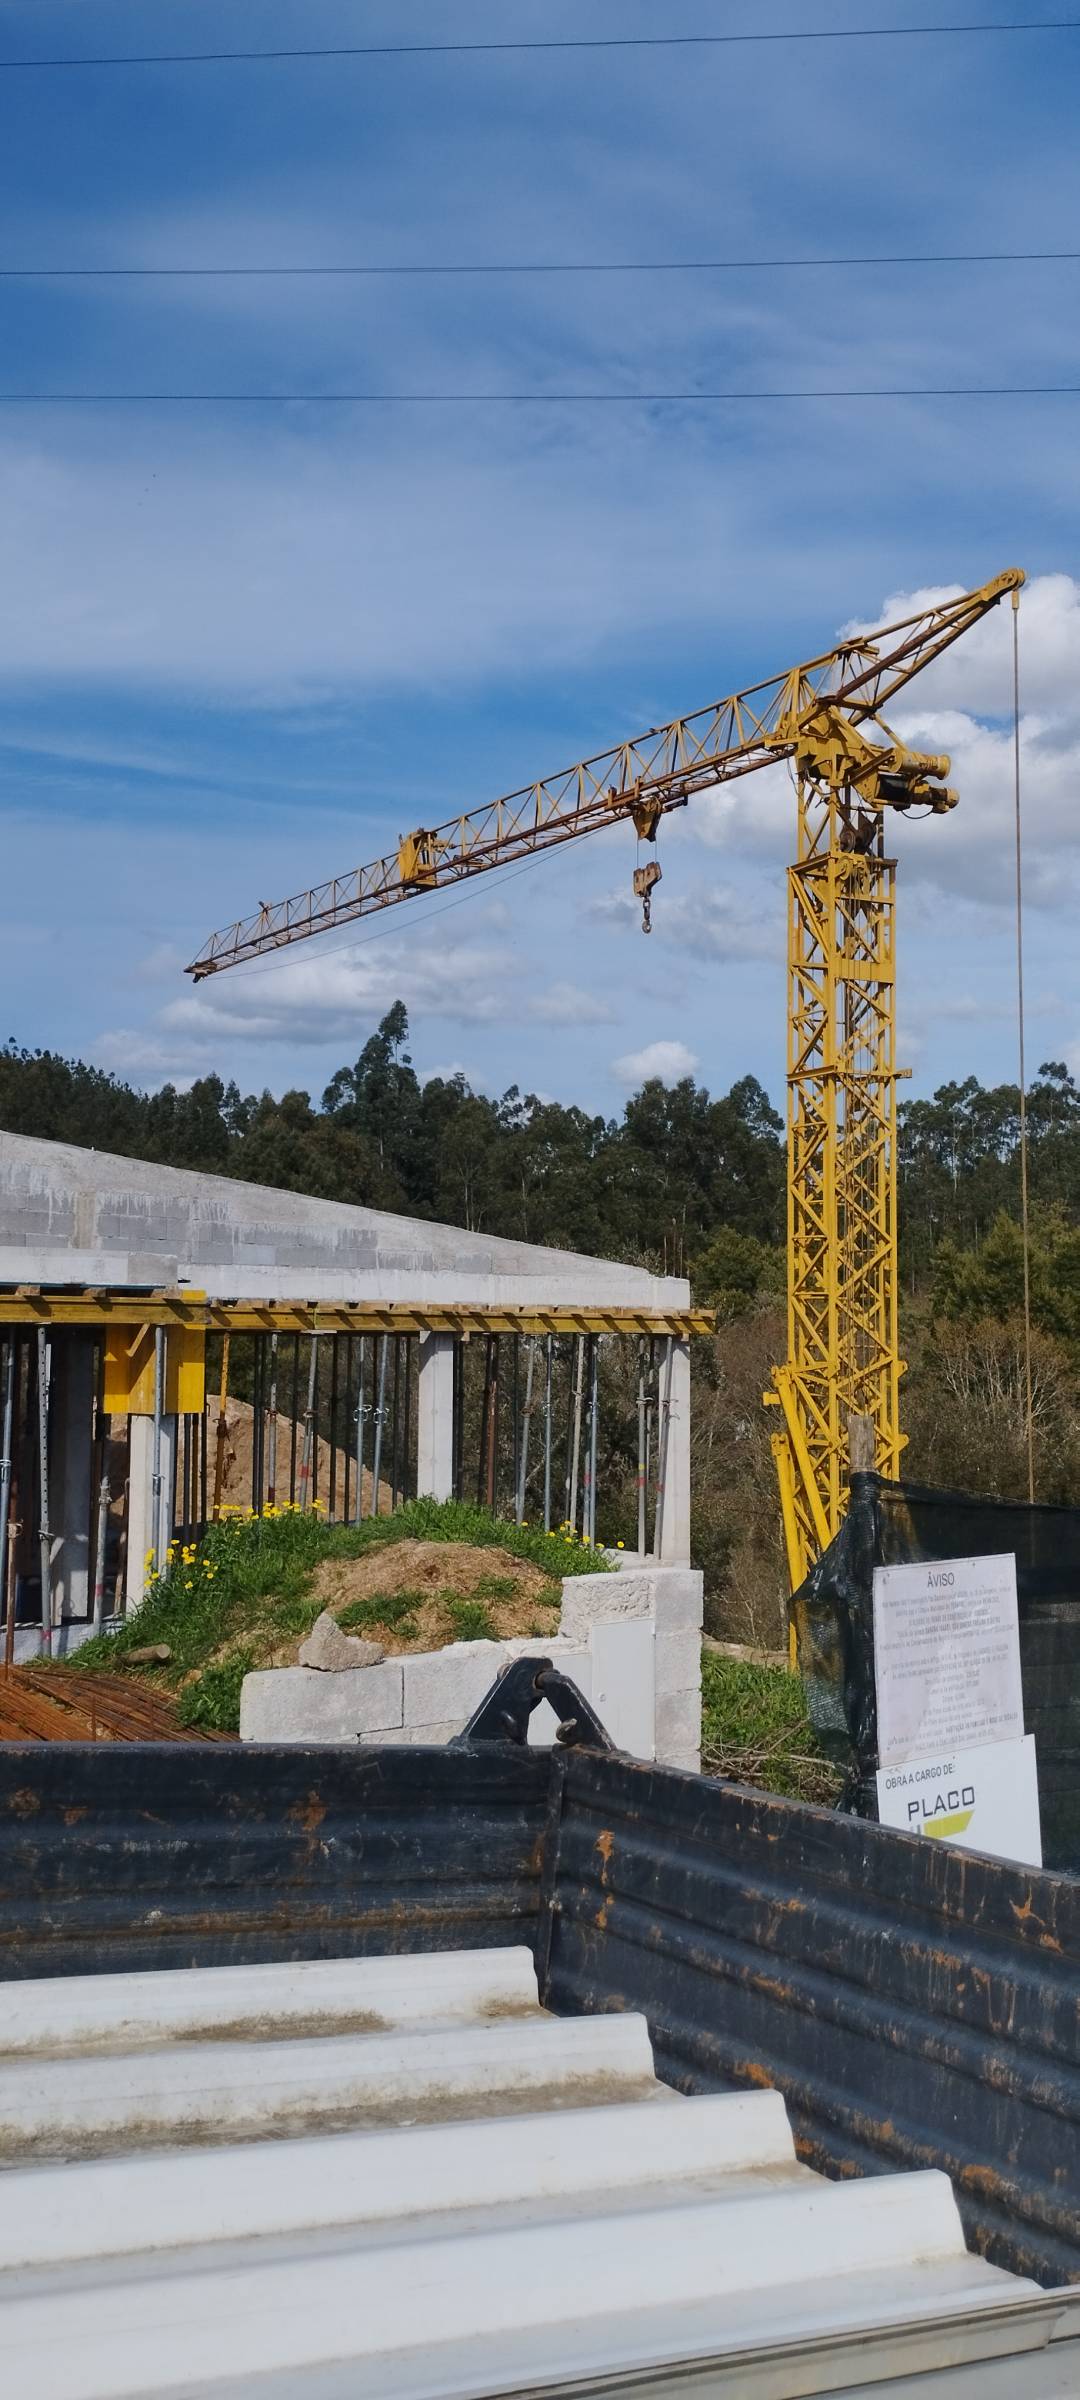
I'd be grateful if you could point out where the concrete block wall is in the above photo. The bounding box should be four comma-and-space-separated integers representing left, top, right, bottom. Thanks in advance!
240, 1560, 704, 1769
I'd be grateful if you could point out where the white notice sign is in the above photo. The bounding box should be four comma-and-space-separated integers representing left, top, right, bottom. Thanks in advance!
873, 1552, 1024, 1769
876, 1734, 1042, 1870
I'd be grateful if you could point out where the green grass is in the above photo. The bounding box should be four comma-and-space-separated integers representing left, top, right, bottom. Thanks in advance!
63, 1499, 610, 1734
443, 1596, 497, 1642
532, 1580, 563, 1611
700, 1652, 842, 1806
177, 1650, 255, 1733
337, 1589, 425, 1639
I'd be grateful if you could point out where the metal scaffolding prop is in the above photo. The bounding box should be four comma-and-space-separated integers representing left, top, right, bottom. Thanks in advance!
0, 1312, 688, 1650
184, 572, 1023, 1593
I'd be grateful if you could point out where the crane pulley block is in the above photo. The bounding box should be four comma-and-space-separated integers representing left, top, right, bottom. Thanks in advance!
632, 859, 662, 932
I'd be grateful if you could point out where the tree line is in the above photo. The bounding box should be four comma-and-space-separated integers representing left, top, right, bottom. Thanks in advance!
8, 1010, 1080, 1620
0, 1003, 785, 1270
3, 1009, 1079, 1302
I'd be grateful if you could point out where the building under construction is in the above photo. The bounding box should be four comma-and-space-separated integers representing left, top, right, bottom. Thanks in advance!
0, 1130, 705, 1661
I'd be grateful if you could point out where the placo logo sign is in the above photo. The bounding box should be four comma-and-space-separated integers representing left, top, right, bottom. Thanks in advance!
872, 1552, 1025, 1769
876, 1735, 1042, 1870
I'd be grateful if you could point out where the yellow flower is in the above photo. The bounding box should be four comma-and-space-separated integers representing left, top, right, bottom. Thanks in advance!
143, 1547, 155, 1567
184, 1579, 193, 1589
616, 1540, 625, 1550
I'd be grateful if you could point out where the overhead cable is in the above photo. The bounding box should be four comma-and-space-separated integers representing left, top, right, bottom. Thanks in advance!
2, 249, 1079, 278
1010, 589, 1036, 1506
0, 20, 1077, 69
1, 383, 1079, 402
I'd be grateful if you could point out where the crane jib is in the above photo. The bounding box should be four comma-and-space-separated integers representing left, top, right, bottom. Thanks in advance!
185, 570, 1021, 980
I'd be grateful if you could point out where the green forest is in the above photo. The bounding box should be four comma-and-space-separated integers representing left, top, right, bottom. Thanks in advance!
4, 1008, 1077, 1644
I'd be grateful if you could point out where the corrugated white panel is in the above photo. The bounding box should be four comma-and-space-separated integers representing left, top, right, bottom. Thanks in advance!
0, 1946, 541, 2058
0, 1946, 1071, 2400
0, 2009, 658, 2160
0, 2089, 797, 2271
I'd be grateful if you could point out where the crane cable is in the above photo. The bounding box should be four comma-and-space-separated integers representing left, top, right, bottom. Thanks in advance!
1012, 587, 1036, 1505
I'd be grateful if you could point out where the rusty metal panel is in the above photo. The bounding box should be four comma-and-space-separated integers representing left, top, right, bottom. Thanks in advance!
0, 1742, 548, 1983
0, 1668, 222, 1744
540, 1751, 1080, 2290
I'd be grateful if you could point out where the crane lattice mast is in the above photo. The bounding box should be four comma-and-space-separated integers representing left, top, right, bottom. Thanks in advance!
188, 568, 1023, 1591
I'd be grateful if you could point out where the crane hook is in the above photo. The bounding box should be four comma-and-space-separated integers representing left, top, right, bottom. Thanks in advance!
632, 860, 662, 934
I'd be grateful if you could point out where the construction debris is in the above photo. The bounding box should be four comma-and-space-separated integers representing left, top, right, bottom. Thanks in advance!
297, 1613, 386, 1672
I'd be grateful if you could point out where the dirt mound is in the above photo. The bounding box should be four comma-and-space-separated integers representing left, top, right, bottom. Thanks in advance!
205, 1396, 391, 1516
308, 1540, 562, 1656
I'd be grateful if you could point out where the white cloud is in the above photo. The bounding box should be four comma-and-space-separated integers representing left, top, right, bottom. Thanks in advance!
892, 705, 1080, 910
667, 758, 797, 864
589, 881, 778, 963
123, 934, 517, 1069
97, 1030, 203, 1085
846, 573, 1080, 719
525, 981, 616, 1026
611, 1038, 698, 1090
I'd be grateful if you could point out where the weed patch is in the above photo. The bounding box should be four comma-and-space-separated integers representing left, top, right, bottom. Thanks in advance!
337, 1590, 425, 1639
443, 1596, 497, 1642
177, 1650, 256, 1734
700, 1651, 842, 1806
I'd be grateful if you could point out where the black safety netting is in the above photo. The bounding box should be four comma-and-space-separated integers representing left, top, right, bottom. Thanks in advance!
793, 1473, 1080, 1872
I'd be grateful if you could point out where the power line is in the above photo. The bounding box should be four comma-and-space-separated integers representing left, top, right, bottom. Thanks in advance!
2, 249, 1078, 277
0, 383, 1078, 401
1011, 589, 1036, 1506
0, 20, 1077, 69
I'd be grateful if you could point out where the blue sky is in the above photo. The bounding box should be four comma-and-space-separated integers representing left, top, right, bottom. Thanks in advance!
1, 0, 1079, 1116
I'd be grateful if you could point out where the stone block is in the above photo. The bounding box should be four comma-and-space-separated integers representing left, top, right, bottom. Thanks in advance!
297, 1611, 386, 1671
239, 1660, 403, 1744
654, 1685, 701, 1768
654, 1629, 702, 1700
401, 1640, 509, 1728
558, 1571, 653, 1640
647, 1568, 704, 1635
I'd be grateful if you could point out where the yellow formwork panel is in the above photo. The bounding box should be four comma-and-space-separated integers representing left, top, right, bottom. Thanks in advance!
102, 1325, 206, 1416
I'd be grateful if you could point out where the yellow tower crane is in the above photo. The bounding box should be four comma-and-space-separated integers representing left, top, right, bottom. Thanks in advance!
187, 568, 1023, 1593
